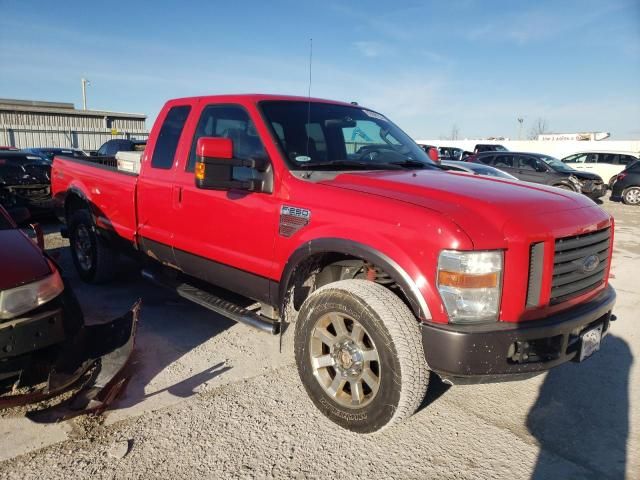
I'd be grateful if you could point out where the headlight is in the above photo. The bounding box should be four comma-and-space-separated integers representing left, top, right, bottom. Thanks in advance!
569, 175, 583, 186
0, 269, 64, 320
437, 250, 503, 324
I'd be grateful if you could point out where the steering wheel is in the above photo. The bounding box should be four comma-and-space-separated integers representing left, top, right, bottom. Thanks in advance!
355, 145, 388, 161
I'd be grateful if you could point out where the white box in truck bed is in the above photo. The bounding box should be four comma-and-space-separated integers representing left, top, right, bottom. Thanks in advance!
116, 151, 142, 174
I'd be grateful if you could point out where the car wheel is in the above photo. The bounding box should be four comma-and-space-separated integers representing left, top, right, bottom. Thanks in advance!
622, 187, 640, 206
68, 209, 118, 283
294, 279, 428, 433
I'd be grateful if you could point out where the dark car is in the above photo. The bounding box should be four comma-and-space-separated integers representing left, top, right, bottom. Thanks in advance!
23, 147, 88, 164
0, 152, 52, 214
467, 151, 606, 199
0, 205, 137, 410
611, 160, 640, 205
97, 139, 146, 156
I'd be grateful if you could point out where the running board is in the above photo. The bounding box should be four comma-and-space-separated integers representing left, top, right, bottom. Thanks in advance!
141, 269, 278, 334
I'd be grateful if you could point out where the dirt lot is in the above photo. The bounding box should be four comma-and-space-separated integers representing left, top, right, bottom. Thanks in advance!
0, 198, 638, 479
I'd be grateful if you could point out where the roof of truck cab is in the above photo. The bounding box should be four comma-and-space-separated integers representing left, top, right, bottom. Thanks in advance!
166, 94, 359, 107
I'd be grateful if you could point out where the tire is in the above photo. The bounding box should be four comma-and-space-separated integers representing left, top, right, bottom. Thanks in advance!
294, 279, 428, 433
622, 186, 640, 206
68, 209, 118, 283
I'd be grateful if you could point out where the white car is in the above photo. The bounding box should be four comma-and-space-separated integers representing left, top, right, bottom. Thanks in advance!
561, 151, 639, 188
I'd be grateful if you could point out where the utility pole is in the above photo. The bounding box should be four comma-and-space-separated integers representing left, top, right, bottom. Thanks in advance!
517, 117, 524, 140
81, 77, 91, 110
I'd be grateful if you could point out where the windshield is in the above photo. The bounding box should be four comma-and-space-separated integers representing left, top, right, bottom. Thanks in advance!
538, 155, 576, 173
260, 101, 436, 170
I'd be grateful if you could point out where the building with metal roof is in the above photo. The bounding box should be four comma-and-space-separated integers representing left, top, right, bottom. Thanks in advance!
0, 98, 148, 152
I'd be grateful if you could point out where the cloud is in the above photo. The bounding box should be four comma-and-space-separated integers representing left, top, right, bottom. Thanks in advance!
353, 41, 390, 58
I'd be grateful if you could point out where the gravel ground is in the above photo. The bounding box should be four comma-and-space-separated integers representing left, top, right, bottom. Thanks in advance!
0, 198, 638, 479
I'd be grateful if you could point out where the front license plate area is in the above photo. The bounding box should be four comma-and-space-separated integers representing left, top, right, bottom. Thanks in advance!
579, 324, 603, 361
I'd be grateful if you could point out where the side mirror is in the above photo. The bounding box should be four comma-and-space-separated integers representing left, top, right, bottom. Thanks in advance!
195, 137, 267, 192
8, 206, 30, 225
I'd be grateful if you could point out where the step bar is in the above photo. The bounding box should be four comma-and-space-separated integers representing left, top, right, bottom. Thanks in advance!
141, 269, 278, 334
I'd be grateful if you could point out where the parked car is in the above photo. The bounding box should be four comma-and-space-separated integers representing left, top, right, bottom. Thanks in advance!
610, 160, 640, 205
53, 94, 616, 433
440, 160, 519, 180
417, 143, 440, 162
474, 143, 508, 154
0, 152, 52, 215
0, 204, 137, 410
97, 139, 146, 157
468, 151, 606, 199
561, 151, 640, 189
437, 147, 461, 161
22, 147, 88, 165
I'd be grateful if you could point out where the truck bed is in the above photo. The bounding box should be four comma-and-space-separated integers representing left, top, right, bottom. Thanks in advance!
52, 155, 139, 243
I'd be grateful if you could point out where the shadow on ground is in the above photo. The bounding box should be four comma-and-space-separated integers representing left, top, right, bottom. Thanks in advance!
45, 239, 236, 415
527, 334, 632, 479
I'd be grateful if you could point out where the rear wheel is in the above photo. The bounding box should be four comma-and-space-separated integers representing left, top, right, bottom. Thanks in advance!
68, 209, 118, 283
622, 187, 640, 205
294, 279, 428, 433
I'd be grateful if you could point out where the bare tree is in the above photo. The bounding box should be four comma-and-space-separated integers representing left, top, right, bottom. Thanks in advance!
449, 124, 460, 140
528, 118, 549, 139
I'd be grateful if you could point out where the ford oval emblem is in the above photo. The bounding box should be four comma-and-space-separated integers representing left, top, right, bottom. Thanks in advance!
581, 254, 600, 273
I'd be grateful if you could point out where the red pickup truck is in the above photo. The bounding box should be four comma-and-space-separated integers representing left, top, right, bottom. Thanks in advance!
52, 94, 616, 433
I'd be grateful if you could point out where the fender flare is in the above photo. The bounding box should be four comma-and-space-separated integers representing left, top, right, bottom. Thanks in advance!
278, 238, 431, 320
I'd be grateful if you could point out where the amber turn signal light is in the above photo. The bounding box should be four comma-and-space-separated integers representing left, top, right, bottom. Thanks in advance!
195, 162, 206, 180
438, 271, 498, 289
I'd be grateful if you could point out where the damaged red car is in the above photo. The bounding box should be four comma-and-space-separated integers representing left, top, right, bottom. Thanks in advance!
0, 205, 137, 417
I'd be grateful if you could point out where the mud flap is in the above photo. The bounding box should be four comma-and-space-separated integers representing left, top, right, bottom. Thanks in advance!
0, 301, 140, 421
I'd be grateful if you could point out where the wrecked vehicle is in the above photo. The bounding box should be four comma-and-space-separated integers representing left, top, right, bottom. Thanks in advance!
0, 205, 138, 419
0, 152, 52, 216
52, 94, 616, 433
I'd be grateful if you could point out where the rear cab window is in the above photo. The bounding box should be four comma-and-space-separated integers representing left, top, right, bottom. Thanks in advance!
151, 105, 192, 169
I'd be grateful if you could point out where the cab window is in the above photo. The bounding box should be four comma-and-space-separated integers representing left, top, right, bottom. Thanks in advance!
151, 105, 191, 169
187, 105, 266, 172
493, 154, 514, 168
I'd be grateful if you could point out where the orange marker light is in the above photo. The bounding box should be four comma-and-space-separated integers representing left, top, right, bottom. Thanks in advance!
195, 162, 206, 180
438, 271, 498, 289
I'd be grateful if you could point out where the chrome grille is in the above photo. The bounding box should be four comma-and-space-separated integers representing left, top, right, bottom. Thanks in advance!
551, 227, 610, 304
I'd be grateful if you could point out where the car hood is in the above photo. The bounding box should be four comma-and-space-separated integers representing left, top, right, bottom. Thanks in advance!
0, 230, 51, 290
569, 170, 603, 181
320, 169, 599, 248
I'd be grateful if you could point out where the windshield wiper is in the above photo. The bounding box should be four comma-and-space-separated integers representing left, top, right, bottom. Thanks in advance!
386, 159, 435, 169
296, 160, 403, 170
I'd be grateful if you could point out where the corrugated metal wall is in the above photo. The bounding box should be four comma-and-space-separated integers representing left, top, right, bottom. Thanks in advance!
0, 108, 148, 151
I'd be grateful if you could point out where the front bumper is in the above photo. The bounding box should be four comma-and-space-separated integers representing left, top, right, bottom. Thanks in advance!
422, 285, 616, 384
581, 182, 607, 199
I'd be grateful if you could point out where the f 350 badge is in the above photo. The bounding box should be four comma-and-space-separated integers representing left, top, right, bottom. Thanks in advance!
279, 205, 311, 237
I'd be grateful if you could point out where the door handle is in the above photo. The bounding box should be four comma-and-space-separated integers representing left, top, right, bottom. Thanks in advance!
173, 186, 183, 206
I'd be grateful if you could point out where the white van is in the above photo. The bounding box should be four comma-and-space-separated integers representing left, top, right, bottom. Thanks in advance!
561, 151, 639, 187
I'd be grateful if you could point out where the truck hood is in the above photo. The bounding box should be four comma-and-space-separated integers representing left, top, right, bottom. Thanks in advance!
0, 230, 51, 290
320, 170, 598, 248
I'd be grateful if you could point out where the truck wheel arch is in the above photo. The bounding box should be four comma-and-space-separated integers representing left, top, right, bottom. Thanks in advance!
278, 238, 431, 322
64, 187, 91, 218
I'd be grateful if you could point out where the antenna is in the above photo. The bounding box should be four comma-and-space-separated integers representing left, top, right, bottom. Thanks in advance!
306, 38, 313, 157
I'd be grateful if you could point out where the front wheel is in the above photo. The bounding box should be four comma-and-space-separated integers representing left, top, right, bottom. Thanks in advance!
622, 186, 640, 205
294, 279, 429, 433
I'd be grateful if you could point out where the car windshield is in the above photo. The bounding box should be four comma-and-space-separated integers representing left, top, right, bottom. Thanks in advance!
538, 155, 576, 173
0, 211, 12, 229
260, 101, 436, 170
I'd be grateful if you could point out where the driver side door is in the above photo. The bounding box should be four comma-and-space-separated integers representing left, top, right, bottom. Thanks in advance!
170, 102, 280, 304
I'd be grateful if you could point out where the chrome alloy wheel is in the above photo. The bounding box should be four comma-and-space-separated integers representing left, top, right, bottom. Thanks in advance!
309, 312, 381, 408
624, 187, 640, 205
74, 224, 93, 271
